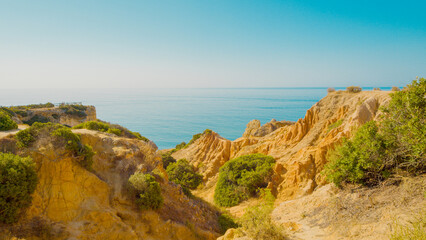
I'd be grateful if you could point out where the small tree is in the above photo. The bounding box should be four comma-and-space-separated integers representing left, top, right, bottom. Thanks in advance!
166, 159, 203, 190
0, 153, 38, 223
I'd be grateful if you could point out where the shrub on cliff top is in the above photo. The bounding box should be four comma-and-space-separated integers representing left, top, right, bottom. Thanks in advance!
59, 104, 87, 117
214, 153, 275, 207
128, 173, 163, 210
161, 152, 176, 169
324, 78, 426, 186
166, 159, 203, 193
15, 123, 94, 170
0, 111, 18, 131
0, 153, 37, 223
73, 120, 149, 142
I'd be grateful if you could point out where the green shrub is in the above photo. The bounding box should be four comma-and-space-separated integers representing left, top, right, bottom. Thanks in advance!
204, 129, 213, 134
323, 121, 386, 186
0, 111, 18, 131
161, 152, 176, 169
391, 86, 401, 91
23, 115, 51, 126
237, 189, 286, 240
128, 173, 163, 210
15, 123, 94, 170
0, 153, 37, 223
218, 214, 239, 234
59, 104, 87, 117
73, 120, 149, 142
346, 86, 362, 93
166, 159, 203, 192
327, 88, 336, 93
175, 141, 186, 150
324, 78, 426, 186
214, 154, 275, 207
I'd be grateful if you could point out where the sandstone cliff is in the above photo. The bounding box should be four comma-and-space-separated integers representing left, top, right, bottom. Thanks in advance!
173, 91, 392, 203
0, 129, 221, 240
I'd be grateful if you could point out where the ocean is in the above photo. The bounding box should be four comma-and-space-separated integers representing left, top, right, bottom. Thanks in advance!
0, 87, 392, 149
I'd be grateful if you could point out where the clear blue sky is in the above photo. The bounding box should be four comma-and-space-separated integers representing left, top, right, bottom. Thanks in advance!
1, 0, 425, 88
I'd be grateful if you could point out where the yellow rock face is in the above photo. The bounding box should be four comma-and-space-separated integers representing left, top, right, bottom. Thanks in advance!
173, 91, 392, 201
1, 130, 220, 240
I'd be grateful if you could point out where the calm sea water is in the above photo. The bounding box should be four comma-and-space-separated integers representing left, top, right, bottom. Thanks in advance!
0, 87, 391, 149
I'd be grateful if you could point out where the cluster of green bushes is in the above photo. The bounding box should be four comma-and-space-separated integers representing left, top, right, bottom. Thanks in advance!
214, 153, 275, 207
0, 153, 37, 223
324, 78, 426, 186
59, 104, 87, 117
23, 115, 50, 126
166, 159, 203, 196
73, 120, 149, 142
128, 172, 163, 210
0, 111, 18, 131
161, 152, 176, 169
16, 123, 94, 170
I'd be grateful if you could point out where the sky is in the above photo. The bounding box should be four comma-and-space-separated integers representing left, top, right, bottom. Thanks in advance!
1, 0, 425, 88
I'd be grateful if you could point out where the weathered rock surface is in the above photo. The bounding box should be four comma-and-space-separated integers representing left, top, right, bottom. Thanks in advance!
174, 91, 392, 202
0, 130, 221, 240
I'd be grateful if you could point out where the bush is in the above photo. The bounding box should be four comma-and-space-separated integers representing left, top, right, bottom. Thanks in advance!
0, 153, 37, 223
323, 121, 386, 186
327, 88, 336, 93
373, 88, 381, 91
128, 173, 163, 210
214, 154, 275, 207
166, 159, 203, 192
23, 115, 51, 126
73, 120, 149, 142
237, 189, 286, 240
15, 123, 94, 170
346, 86, 362, 93
391, 86, 401, 91
324, 78, 426, 186
59, 104, 87, 117
0, 111, 18, 131
175, 142, 186, 150
161, 152, 176, 169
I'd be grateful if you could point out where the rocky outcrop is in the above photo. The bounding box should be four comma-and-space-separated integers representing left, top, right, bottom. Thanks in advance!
173, 91, 392, 202
0, 130, 221, 240
242, 119, 294, 138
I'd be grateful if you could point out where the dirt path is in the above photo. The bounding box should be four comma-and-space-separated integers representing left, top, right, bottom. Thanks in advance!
0, 124, 28, 139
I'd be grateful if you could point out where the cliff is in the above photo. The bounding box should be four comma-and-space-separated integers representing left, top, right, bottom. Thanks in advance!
172, 91, 392, 203
0, 128, 221, 240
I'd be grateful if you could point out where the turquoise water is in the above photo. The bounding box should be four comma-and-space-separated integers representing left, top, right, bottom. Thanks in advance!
0, 87, 392, 149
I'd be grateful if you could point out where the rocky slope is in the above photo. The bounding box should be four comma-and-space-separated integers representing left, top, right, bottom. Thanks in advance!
0, 129, 222, 240
171, 90, 425, 239
173, 90, 392, 203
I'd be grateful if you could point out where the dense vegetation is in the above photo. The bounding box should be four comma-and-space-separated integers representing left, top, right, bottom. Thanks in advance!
346, 86, 362, 93
0, 153, 37, 223
218, 214, 239, 234
237, 189, 286, 240
214, 153, 275, 207
23, 115, 50, 126
161, 152, 176, 169
128, 173, 163, 210
59, 104, 88, 117
324, 78, 426, 186
73, 120, 149, 142
166, 159, 203, 196
0, 111, 18, 131
15, 123, 94, 170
